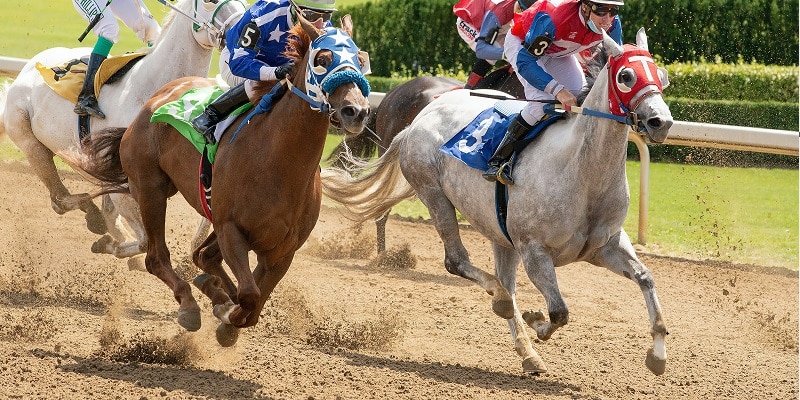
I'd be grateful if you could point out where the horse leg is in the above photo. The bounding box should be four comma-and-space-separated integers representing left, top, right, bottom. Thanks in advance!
375, 209, 389, 254
136, 185, 201, 331
518, 244, 570, 341
192, 231, 238, 304
20, 139, 106, 234
250, 253, 295, 325
419, 191, 514, 319
191, 233, 240, 348
212, 224, 260, 328
494, 244, 547, 374
588, 230, 668, 376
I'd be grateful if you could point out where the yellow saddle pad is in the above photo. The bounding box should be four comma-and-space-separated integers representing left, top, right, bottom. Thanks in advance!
35, 52, 147, 103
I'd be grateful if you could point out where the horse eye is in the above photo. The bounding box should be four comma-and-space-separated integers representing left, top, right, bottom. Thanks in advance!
616, 68, 636, 93
314, 51, 332, 69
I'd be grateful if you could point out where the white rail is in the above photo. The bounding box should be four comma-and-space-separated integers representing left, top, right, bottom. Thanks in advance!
3, 57, 798, 244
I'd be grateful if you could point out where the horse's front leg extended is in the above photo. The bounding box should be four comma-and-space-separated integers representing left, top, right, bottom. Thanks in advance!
591, 230, 668, 376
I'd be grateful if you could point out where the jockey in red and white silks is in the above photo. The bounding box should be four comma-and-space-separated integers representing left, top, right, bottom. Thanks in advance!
455, 0, 536, 89
505, 0, 623, 125
454, 0, 517, 60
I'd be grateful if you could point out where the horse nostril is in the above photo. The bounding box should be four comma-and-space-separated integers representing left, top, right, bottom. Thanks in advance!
648, 117, 667, 130
341, 106, 370, 123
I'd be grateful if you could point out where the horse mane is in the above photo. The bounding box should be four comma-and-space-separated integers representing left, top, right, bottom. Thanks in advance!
577, 45, 609, 105
249, 24, 311, 99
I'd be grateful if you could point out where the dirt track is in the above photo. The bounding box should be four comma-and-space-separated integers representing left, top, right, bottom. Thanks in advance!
0, 158, 797, 399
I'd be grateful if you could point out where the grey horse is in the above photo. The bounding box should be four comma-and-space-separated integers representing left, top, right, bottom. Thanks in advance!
320, 29, 673, 375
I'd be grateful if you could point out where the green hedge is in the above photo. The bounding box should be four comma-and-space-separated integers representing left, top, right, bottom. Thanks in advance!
664, 63, 798, 103
620, 0, 798, 66
666, 98, 798, 131
344, 0, 472, 78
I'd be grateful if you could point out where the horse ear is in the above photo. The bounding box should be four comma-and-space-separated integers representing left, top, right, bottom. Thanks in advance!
340, 14, 354, 37
602, 29, 623, 58
635, 27, 649, 52
298, 9, 322, 40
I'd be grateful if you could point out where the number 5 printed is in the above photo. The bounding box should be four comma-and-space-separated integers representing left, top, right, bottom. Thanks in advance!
238, 22, 261, 49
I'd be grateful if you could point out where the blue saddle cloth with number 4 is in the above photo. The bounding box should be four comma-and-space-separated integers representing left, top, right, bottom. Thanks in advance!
439, 100, 563, 170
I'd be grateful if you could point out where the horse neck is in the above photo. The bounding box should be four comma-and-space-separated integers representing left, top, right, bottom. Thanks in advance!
132, 3, 213, 88
572, 65, 629, 170
245, 81, 331, 174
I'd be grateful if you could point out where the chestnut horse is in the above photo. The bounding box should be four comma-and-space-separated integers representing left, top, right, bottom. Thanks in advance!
78, 16, 370, 345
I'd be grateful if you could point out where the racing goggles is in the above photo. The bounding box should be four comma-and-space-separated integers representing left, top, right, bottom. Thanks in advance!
299, 7, 334, 22
588, 3, 619, 17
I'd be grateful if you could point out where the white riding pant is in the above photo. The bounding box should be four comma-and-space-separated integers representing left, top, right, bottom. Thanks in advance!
73, 0, 160, 44
219, 47, 248, 87
505, 33, 586, 125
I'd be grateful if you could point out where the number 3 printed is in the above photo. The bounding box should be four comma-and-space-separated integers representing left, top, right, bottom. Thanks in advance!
238, 22, 261, 49
526, 35, 552, 57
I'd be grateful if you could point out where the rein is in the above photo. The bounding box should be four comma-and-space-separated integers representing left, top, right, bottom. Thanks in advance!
229, 27, 370, 141
469, 92, 643, 131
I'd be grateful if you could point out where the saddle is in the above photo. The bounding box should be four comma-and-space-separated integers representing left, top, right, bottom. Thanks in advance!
35, 52, 147, 103
150, 85, 276, 221
36, 52, 148, 141
439, 101, 565, 243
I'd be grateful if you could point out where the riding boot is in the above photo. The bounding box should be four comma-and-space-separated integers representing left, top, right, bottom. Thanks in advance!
464, 58, 493, 89
74, 53, 107, 119
482, 115, 535, 185
191, 83, 250, 144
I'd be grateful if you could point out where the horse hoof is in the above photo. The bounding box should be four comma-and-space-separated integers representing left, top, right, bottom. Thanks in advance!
522, 310, 546, 327
90, 235, 115, 254
216, 323, 240, 347
522, 356, 547, 374
178, 309, 202, 332
85, 212, 108, 235
127, 256, 146, 272
491, 298, 515, 320
645, 347, 667, 375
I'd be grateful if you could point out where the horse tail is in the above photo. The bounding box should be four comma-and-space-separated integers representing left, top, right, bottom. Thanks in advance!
325, 130, 379, 169
80, 127, 130, 194
321, 134, 415, 222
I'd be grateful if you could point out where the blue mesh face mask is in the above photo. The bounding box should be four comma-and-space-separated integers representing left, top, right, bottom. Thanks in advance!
304, 27, 371, 111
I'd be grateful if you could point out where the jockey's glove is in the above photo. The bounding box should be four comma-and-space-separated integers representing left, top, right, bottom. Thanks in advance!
275, 62, 294, 80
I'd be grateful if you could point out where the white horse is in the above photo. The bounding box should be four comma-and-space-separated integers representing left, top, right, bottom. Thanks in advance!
0, 0, 245, 265
320, 29, 673, 375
